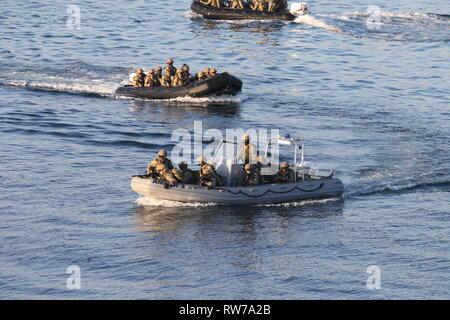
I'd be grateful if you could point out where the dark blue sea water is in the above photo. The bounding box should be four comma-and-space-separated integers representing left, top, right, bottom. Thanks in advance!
0, 0, 449, 299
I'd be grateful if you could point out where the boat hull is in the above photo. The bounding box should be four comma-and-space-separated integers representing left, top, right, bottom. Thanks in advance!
115, 72, 242, 99
131, 176, 344, 205
191, 1, 296, 21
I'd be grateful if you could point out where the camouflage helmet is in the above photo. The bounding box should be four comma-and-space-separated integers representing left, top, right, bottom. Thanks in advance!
182, 64, 189, 71
166, 58, 174, 64
210, 68, 217, 74
203, 68, 210, 74
281, 161, 289, 168
242, 134, 250, 141
244, 163, 252, 171
147, 68, 154, 74
155, 66, 162, 72
136, 68, 144, 74
158, 149, 168, 157
198, 72, 205, 78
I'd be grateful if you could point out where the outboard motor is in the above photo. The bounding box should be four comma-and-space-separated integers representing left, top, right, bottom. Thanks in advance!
289, 2, 310, 16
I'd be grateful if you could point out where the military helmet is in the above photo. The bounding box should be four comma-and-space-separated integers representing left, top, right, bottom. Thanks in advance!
182, 65, 189, 71
158, 149, 167, 157
148, 68, 154, 74
210, 68, 217, 74
198, 72, 204, 78
166, 58, 174, 64
203, 68, 210, 74
176, 68, 184, 74
155, 66, 162, 72
244, 163, 252, 171
242, 134, 250, 141
281, 161, 289, 168
136, 68, 143, 74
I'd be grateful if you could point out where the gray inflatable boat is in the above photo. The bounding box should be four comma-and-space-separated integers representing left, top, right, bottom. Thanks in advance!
131, 135, 344, 205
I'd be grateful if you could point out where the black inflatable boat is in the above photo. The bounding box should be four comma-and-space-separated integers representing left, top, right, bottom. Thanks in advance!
115, 72, 242, 99
191, 1, 296, 21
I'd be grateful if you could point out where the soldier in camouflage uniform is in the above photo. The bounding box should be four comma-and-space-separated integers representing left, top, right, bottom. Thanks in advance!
132, 68, 146, 87
165, 58, 177, 76
203, 68, 211, 78
196, 71, 208, 81
171, 68, 186, 87
144, 69, 159, 87
179, 161, 195, 184
275, 161, 296, 183
197, 156, 223, 186
199, 167, 220, 187
209, 68, 218, 77
243, 163, 262, 186
154, 66, 163, 82
182, 64, 195, 83
146, 150, 174, 176
237, 134, 257, 165
160, 68, 172, 87
155, 163, 178, 186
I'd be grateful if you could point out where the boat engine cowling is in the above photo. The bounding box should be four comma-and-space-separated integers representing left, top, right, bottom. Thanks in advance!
289, 2, 310, 16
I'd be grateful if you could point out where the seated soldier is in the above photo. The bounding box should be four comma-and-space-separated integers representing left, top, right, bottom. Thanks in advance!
196, 71, 208, 81
154, 66, 163, 81
132, 68, 146, 87
199, 167, 220, 187
200, 0, 221, 8
155, 163, 178, 186
144, 69, 159, 87
203, 68, 211, 78
165, 58, 177, 76
171, 68, 186, 87
197, 156, 223, 186
179, 161, 195, 184
182, 64, 195, 83
209, 68, 218, 77
231, 0, 245, 9
146, 149, 174, 176
275, 161, 296, 183
252, 0, 267, 11
243, 163, 262, 186
160, 68, 172, 87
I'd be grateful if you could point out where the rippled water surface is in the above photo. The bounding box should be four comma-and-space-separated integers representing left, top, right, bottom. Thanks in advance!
1, 0, 449, 299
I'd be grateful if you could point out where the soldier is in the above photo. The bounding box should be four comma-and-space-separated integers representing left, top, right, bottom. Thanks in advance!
132, 68, 146, 87
231, 0, 245, 9
179, 161, 195, 184
203, 68, 211, 78
182, 64, 195, 83
196, 71, 208, 81
146, 149, 174, 176
197, 156, 223, 186
275, 161, 296, 183
209, 68, 218, 77
165, 58, 177, 76
199, 167, 220, 187
237, 134, 257, 165
155, 163, 178, 186
171, 68, 186, 87
252, 0, 267, 11
200, 0, 221, 8
160, 68, 172, 87
243, 164, 262, 186
154, 66, 163, 81
144, 69, 158, 87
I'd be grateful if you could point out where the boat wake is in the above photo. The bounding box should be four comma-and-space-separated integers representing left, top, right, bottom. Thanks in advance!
135, 196, 218, 207
293, 15, 342, 32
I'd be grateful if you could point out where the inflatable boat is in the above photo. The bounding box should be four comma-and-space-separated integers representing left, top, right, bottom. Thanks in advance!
115, 72, 242, 99
131, 135, 344, 205
191, 1, 309, 21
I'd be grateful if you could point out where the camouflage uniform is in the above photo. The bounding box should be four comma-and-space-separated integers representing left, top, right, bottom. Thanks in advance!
199, 163, 223, 186
243, 169, 262, 186
275, 168, 296, 183
147, 157, 174, 176
268, 0, 280, 12
231, 0, 245, 9
252, 0, 267, 11
200, 174, 220, 187
132, 73, 146, 87
201, 0, 221, 8
160, 72, 172, 87
171, 71, 186, 87
155, 164, 178, 185
166, 64, 176, 77
144, 73, 158, 87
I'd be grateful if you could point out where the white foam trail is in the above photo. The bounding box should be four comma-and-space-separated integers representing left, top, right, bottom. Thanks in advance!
183, 10, 203, 19
257, 197, 340, 207
294, 15, 341, 32
135, 196, 217, 207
